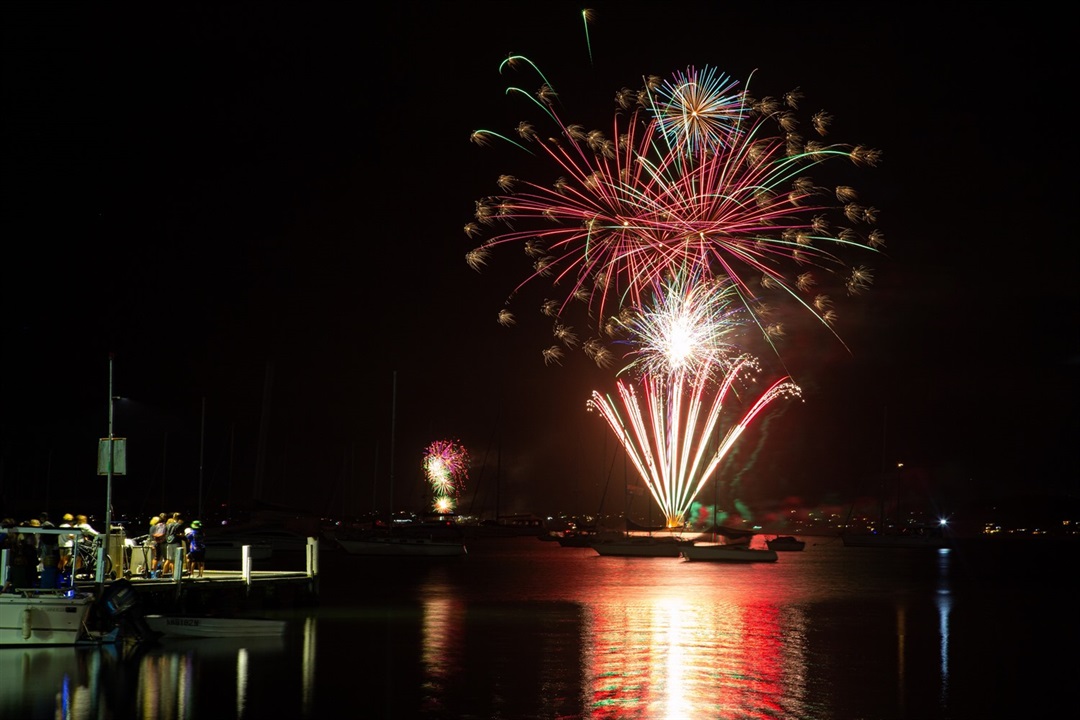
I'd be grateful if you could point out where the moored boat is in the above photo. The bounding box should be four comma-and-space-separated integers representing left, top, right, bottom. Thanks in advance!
680, 542, 778, 563
765, 535, 806, 551
592, 535, 695, 557
841, 527, 950, 549
0, 588, 96, 646
143, 614, 286, 638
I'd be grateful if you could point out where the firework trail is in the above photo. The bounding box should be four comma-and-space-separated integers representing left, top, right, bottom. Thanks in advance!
423, 440, 470, 514
588, 279, 802, 527
466, 56, 883, 365
582, 8, 595, 67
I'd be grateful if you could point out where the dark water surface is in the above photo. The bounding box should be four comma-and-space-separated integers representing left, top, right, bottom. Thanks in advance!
2, 536, 1074, 719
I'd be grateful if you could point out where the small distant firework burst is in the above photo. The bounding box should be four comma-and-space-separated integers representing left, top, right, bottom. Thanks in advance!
423, 440, 469, 514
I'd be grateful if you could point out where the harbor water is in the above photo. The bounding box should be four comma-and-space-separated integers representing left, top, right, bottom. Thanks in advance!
1, 535, 1073, 719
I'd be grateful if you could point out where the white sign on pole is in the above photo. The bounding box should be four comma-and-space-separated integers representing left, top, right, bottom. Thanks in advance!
97, 437, 127, 475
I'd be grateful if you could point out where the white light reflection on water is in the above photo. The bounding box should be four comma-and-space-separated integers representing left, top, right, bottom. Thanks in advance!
578, 568, 809, 719
236, 647, 249, 718
936, 549, 952, 705
301, 615, 316, 715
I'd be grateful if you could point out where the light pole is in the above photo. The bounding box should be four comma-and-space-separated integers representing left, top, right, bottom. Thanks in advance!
96, 354, 116, 590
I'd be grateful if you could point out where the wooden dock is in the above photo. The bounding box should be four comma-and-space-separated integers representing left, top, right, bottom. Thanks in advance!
76, 538, 322, 617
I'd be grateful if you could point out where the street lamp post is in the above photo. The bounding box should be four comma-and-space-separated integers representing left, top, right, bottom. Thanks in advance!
96, 354, 116, 590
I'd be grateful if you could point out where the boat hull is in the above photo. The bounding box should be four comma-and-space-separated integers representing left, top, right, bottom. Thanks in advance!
0, 590, 95, 646
592, 538, 693, 557
766, 536, 806, 551
203, 541, 274, 563
841, 533, 949, 549
336, 537, 467, 557
680, 543, 778, 563
143, 615, 286, 638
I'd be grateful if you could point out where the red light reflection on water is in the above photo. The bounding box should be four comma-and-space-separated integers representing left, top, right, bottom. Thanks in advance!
576, 558, 809, 719
583, 596, 802, 718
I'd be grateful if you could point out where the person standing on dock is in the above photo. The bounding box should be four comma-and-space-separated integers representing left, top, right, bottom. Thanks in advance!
58, 513, 75, 572
185, 520, 206, 578
162, 513, 184, 575
149, 515, 167, 577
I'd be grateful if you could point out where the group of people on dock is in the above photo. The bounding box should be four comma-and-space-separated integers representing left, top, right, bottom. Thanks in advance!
0, 512, 98, 590
1, 509, 207, 590
144, 512, 205, 578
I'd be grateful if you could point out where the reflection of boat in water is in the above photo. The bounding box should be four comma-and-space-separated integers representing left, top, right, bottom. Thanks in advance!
766, 535, 806, 551
680, 543, 779, 563
0, 588, 96, 646
144, 615, 286, 638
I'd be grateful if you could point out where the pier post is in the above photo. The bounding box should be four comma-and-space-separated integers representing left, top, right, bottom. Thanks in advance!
306, 537, 319, 595
306, 537, 319, 577
242, 545, 252, 590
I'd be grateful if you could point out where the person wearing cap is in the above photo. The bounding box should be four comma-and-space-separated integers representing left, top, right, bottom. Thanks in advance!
58, 513, 76, 572
185, 520, 206, 578
148, 515, 167, 577
162, 513, 184, 576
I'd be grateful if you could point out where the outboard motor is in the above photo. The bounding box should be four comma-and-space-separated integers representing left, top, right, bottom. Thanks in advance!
100, 579, 161, 644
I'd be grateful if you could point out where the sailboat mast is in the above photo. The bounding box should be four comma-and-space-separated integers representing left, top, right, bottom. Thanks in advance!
879, 406, 888, 529
389, 371, 396, 518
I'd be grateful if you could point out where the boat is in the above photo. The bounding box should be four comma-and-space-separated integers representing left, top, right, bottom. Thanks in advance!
680, 542, 779, 563
841, 408, 952, 550
590, 518, 696, 557
202, 537, 274, 562
335, 535, 467, 557
143, 614, 286, 638
841, 524, 951, 549
592, 535, 695, 557
556, 528, 622, 548
0, 588, 97, 646
766, 535, 806, 551
0, 525, 107, 646
201, 526, 314, 563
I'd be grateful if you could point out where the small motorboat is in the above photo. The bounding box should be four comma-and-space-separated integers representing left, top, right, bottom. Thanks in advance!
765, 535, 806, 551
0, 588, 96, 646
143, 615, 286, 639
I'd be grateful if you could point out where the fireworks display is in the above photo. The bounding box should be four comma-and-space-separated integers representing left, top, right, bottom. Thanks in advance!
423, 440, 470, 514
466, 52, 883, 362
589, 274, 802, 527
466, 13, 882, 526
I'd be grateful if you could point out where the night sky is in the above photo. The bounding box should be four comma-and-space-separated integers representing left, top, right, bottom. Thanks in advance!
3, 3, 1076, 526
